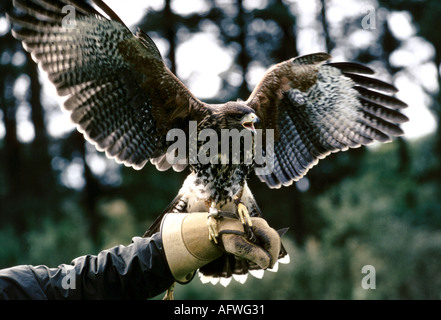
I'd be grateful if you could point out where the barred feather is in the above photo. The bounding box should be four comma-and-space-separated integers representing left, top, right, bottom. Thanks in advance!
247, 53, 408, 188
9, 0, 206, 171
343, 72, 398, 93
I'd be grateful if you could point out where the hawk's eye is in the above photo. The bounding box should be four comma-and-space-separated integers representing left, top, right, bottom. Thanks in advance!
234, 114, 243, 121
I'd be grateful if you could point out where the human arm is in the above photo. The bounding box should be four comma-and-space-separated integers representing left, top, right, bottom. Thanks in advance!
0, 233, 173, 300
0, 213, 282, 300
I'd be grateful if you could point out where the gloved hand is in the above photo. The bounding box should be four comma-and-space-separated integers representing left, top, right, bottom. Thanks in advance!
161, 212, 281, 283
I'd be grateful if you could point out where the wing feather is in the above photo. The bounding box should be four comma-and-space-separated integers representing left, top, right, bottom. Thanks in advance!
247, 53, 408, 188
9, 0, 207, 171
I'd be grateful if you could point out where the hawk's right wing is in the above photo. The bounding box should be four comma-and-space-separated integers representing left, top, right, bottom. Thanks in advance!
8, 0, 207, 171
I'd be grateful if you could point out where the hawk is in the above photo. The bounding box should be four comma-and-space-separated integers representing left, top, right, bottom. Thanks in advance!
9, 0, 408, 288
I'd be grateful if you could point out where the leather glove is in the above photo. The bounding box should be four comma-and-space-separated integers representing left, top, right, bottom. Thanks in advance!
161, 212, 281, 283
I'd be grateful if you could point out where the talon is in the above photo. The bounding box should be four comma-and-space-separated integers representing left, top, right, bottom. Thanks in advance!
207, 203, 219, 244
236, 201, 256, 242
207, 216, 219, 244
237, 202, 252, 227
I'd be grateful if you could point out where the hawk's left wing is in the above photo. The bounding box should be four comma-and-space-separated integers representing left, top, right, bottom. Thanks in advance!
246, 53, 409, 188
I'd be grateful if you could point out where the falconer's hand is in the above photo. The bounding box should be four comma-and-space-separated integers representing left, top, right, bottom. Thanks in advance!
160, 212, 281, 283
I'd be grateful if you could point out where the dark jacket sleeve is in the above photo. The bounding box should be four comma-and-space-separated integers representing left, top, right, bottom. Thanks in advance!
0, 233, 175, 300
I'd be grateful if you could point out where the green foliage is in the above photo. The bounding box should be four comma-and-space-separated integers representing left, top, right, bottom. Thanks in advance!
0, 226, 23, 267
25, 203, 95, 267
0, 200, 95, 269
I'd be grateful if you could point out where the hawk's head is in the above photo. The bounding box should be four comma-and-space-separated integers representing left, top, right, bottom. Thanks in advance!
212, 101, 260, 134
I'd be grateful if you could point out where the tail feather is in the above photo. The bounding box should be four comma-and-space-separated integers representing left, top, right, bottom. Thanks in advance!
198, 236, 290, 286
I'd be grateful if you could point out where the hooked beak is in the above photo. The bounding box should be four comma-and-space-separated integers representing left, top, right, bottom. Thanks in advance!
241, 113, 260, 134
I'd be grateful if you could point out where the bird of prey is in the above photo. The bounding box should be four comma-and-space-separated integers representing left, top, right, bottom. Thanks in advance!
9, 0, 408, 289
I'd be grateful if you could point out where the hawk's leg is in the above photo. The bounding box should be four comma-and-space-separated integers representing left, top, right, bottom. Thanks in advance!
207, 202, 220, 244
233, 195, 255, 242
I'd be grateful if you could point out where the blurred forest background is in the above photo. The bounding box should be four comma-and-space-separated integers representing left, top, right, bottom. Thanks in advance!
1, 0, 441, 299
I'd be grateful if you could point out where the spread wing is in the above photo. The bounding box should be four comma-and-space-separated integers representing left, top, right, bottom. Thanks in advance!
247, 53, 409, 188
8, 0, 207, 171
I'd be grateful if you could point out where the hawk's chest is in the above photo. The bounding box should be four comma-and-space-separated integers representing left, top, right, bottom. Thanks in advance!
188, 163, 252, 203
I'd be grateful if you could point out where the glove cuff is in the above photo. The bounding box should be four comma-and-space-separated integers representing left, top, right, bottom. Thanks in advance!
161, 212, 222, 283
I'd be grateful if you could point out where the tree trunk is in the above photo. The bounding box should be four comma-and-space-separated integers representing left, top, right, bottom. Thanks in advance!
236, 0, 251, 99
27, 54, 56, 197
320, 0, 334, 52
164, 0, 177, 75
